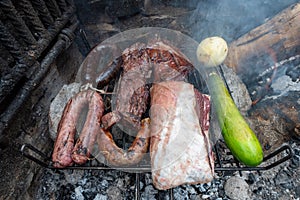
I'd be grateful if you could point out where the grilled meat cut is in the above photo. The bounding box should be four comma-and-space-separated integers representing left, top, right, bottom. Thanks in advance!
150, 81, 214, 190
100, 41, 195, 135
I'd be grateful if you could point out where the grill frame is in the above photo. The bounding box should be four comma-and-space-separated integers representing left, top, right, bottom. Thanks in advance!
20, 140, 294, 200
20, 140, 294, 172
0, 0, 78, 137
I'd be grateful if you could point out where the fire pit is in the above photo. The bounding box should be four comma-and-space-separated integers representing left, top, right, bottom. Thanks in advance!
1, 0, 300, 199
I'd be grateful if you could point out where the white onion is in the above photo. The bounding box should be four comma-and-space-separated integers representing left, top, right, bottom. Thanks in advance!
196, 36, 228, 67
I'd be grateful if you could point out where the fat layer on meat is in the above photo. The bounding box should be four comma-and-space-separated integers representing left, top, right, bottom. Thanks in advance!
150, 81, 214, 190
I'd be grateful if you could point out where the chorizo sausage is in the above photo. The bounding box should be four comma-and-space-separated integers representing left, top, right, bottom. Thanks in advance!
97, 118, 150, 166
80, 44, 121, 86
52, 90, 104, 168
96, 56, 122, 89
71, 90, 104, 165
52, 99, 76, 168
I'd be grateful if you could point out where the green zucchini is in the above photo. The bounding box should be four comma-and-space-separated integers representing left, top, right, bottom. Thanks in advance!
207, 71, 263, 166
196, 36, 264, 166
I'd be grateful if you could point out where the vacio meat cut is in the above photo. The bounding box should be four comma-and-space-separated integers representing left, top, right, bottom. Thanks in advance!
150, 81, 213, 190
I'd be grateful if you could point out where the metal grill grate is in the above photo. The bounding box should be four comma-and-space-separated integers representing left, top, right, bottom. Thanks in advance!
20, 140, 294, 199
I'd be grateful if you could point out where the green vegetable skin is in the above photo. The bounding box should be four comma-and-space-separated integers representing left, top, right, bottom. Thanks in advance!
207, 71, 264, 166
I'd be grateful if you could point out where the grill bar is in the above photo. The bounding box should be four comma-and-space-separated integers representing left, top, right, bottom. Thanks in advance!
20, 142, 294, 172
135, 174, 140, 200
0, 20, 27, 61
0, 20, 31, 105
16, 0, 49, 40
45, 0, 62, 19
0, 43, 14, 66
30, 0, 55, 27
0, 20, 79, 136
0, 0, 37, 46
56, 0, 69, 13
0, 0, 77, 136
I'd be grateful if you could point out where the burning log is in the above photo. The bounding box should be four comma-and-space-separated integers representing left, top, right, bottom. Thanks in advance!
225, 2, 300, 84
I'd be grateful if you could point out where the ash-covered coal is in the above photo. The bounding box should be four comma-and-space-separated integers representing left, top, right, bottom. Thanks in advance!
247, 56, 300, 152
35, 169, 136, 199
248, 143, 300, 200
31, 140, 300, 199
34, 168, 228, 199
33, 158, 300, 200
249, 55, 300, 102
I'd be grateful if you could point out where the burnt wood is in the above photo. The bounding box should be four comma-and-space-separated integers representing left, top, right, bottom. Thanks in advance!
225, 3, 300, 85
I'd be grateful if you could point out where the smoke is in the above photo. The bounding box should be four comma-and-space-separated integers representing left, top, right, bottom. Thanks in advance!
188, 0, 298, 43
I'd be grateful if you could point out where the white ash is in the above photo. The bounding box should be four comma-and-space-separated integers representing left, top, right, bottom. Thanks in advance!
224, 176, 251, 200
141, 185, 158, 200
94, 193, 108, 200
270, 75, 300, 99
75, 186, 85, 200
257, 55, 300, 78
250, 56, 300, 103
106, 186, 122, 200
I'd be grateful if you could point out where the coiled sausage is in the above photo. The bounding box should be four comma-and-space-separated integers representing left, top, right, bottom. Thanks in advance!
97, 118, 150, 166
52, 89, 104, 168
